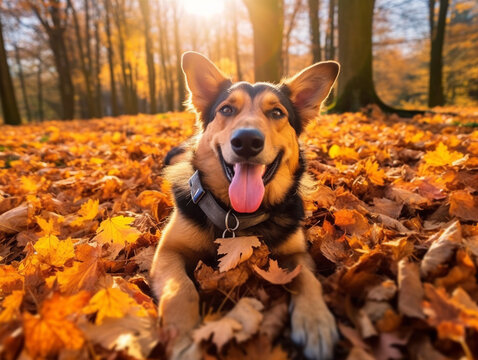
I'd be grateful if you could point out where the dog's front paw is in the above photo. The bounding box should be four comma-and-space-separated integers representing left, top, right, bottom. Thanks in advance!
290, 295, 338, 360
170, 336, 201, 360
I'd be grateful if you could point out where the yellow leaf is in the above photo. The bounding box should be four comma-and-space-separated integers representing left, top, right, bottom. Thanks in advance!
423, 142, 464, 168
0, 265, 24, 294
83, 287, 139, 324
94, 216, 140, 245
364, 159, 385, 186
36, 216, 59, 236
71, 199, 99, 227
21, 176, 40, 193
34, 234, 75, 267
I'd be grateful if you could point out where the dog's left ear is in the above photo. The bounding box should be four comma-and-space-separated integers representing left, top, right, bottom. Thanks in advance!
182, 51, 230, 116
283, 61, 340, 124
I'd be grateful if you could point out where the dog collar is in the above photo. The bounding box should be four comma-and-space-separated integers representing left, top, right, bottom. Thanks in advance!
188, 170, 270, 233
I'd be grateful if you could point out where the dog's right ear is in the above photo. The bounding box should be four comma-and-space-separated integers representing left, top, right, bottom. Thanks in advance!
182, 52, 230, 116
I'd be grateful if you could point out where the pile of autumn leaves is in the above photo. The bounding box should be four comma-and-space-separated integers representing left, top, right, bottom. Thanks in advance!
1, 109, 478, 359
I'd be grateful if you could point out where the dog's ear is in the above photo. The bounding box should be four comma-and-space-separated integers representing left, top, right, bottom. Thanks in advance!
284, 61, 339, 124
182, 51, 230, 115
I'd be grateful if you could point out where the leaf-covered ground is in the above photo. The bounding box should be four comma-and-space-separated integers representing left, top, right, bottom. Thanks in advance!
1, 108, 478, 360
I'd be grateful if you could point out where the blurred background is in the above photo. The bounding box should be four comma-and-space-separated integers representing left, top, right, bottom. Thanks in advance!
0, 0, 477, 124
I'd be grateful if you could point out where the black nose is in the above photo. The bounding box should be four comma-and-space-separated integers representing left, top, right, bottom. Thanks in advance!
230, 128, 265, 158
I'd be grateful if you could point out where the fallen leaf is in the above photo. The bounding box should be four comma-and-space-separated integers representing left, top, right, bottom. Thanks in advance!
33, 235, 75, 267
71, 199, 99, 226
0, 204, 28, 234
423, 142, 465, 168
421, 221, 462, 277
334, 209, 370, 236
449, 190, 478, 222
94, 216, 141, 246
193, 297, 263, 350
215, 236, 261, 273
398, 259, 425, 318
253, 259, 302, 285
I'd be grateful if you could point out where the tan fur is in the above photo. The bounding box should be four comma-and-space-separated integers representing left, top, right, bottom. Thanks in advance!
151, 52, 340, 360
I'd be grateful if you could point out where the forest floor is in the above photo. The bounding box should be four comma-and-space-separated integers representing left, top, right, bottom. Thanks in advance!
1, 107, 478, 360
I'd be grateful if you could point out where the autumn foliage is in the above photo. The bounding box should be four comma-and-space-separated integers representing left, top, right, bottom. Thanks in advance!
1, 109, 478, 359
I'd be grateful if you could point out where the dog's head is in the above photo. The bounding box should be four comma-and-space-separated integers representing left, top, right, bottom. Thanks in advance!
183, 52, 339, 214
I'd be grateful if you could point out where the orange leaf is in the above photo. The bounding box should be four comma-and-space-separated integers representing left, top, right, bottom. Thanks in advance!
33, 234, 75, 267
253, 259, 302, 285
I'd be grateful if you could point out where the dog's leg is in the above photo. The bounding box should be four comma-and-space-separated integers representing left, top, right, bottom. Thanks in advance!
275, 230, 338, 360
150, 212, 213, 360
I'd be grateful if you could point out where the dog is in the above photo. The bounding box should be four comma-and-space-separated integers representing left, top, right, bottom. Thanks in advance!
151, 51, 340, 360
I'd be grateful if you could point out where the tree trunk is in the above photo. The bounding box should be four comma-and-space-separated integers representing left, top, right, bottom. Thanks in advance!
283, 0, 302, 74
37, 56, 44, 122
29, 1, 75, 120
335, 0, 377, 111
104, 0, 119, 116
93, 7, 103, 118
308, 0, 321, 63
157, 0, 174, 111
69, 0, 95, 118
139, 0, 157, 114
244, 0, 284, 82
231, 0, 243, 81
14, 45, 32, 122
0, 16, 21, 125
172, 2, 185, 110
325, 0, 336, 59
428, 0, 449, 107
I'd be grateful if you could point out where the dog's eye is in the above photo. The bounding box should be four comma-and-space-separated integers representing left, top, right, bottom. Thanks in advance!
270, 108, 285, 119
219, 105, 234, 116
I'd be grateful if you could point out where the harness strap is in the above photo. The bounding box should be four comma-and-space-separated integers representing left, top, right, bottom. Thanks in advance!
188, 170, 269, 232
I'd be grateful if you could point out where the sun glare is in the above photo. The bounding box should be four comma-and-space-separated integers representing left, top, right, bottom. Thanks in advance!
181, 0, 226, 17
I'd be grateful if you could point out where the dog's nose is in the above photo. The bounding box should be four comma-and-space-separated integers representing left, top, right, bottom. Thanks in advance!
230, 128, 265, 158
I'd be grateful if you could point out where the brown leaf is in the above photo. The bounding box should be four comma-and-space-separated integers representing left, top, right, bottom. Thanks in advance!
334, 209, 370, 236
0, 204, 29, 234
421, 220, 462, 278
449, 190, 478, 222
253, 259, 302, 285
371, 198, 403, 219
398, 259, 425, 319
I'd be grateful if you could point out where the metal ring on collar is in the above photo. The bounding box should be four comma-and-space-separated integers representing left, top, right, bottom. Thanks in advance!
224, 209, 240, 232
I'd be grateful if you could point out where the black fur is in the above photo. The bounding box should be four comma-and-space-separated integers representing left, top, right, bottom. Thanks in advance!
204, 81, 302, 135
172, 151, 306, 249
164, 146, 186, 166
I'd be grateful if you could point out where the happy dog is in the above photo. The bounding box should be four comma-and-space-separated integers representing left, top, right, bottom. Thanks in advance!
151, 51, 339, 359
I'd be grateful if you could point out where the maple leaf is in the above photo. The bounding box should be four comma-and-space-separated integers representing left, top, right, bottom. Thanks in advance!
83, 286, 141, 324
57, 244, 102, 293
253, 259, 302, 285
70, 199, 99, 226
33, 234, 75, 267
94, 215, 141, 246
0, 290, 24, 322
23, 292, 90, 358
423, 142, 465, 168
364, 159, 385, 186
193, 297, 263, 350
0, 265, 24, 295
36, 216, 60, 236
215, 236, 261, 273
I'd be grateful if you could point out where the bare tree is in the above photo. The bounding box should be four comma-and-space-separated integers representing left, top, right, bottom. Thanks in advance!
325, 0, 336, 59
14, 44, 32, 122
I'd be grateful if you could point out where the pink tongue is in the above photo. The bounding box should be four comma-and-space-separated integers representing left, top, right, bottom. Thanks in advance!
229, 163, 266, 213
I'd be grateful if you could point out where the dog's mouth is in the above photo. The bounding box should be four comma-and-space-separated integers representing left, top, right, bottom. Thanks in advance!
218, 147, 283, 213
